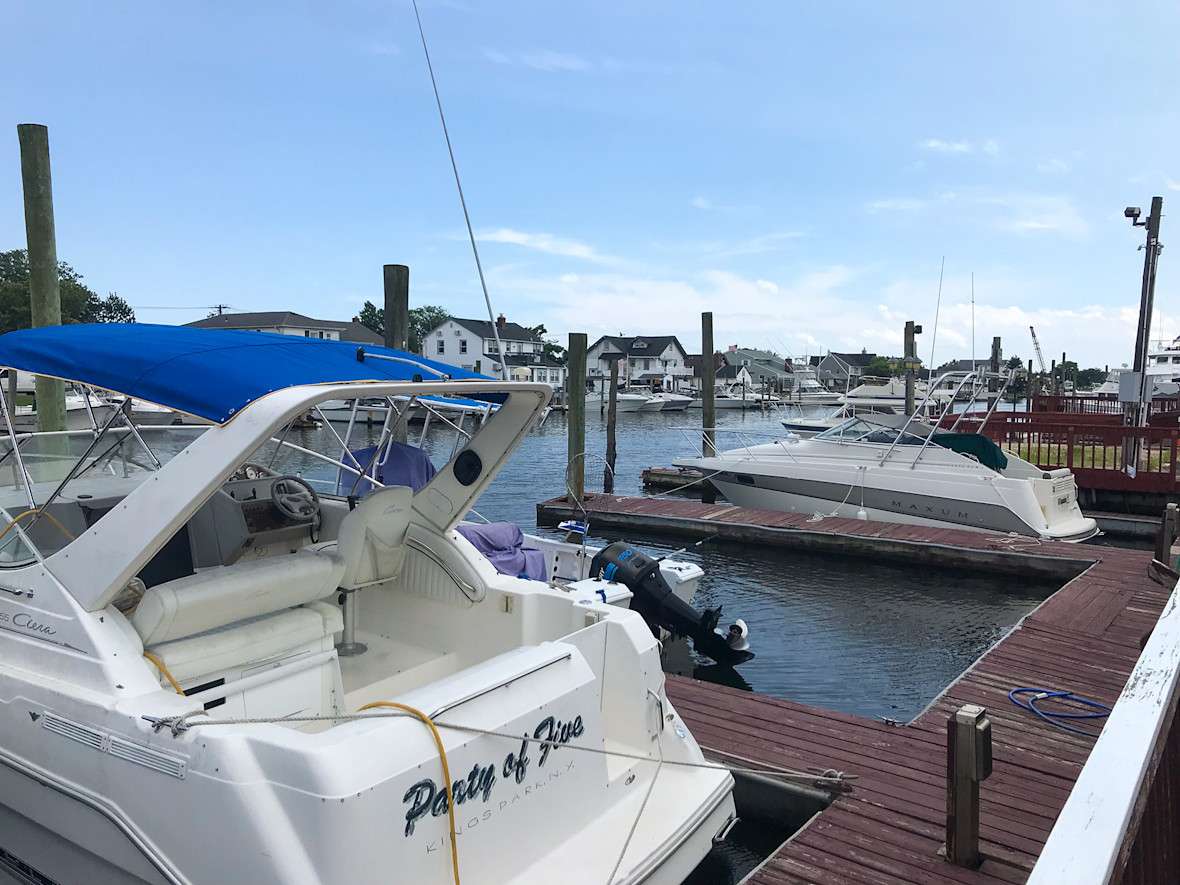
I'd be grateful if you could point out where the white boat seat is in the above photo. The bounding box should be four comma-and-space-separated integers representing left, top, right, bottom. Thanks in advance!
146, 601, 343, 685
336, 485, 412, 590
130, 547, 345, 646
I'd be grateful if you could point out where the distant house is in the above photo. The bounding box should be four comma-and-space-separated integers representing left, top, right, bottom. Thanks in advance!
184, 311, 382, 345
421, 315, 567, 388
722, 347, 793, 390
585, 336, 692, 390
814, 351, 876, 391
938, 359, 993, 374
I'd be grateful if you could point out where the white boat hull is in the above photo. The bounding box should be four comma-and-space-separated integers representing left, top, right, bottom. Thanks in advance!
677, 432, 1099, 542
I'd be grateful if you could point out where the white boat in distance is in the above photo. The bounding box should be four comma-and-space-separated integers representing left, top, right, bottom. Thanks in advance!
781, 367, 841, 406
841, 376, 954, 410
679, 371, 1099, 542
0, 325, 737, 885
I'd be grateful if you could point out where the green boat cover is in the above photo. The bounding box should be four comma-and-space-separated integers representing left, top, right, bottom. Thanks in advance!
931, 433, 1008, 472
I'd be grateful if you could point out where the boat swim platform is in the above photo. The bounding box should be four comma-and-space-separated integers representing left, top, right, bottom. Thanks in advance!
537, 494, 1173, 882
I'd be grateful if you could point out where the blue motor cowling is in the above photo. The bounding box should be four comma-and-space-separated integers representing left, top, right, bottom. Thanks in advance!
590, 541, 753, 667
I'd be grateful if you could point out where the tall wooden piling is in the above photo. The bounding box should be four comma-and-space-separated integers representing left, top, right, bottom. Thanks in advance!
383, 265, 410, 352
382, 265, 410, 443
604, 361, 618, 493
17, 124, 65, 432
567, 333, 587, 505
701, 313, 716, 505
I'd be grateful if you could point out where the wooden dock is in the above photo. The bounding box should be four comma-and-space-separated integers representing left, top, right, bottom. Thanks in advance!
537, 494, 1095, 581
537, 494, 1172, 882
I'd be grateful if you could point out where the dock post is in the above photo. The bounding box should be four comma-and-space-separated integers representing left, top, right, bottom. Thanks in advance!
946, 703, 992, 868
605, 361, 618, 493
17, 124, 66, 433
383, 264, 410, 443
904, 320, 919, 415
567, 333, 587, 505
701, 313, 717, 505
1155, 502, 1179, 565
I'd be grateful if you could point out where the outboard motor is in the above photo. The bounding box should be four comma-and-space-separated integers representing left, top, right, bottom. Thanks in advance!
589, 541, 754, 667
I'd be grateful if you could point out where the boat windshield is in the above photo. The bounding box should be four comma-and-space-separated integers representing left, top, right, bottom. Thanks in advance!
0, 424, 208, 566
813, 418, 926, 445
0, 390, 491, 568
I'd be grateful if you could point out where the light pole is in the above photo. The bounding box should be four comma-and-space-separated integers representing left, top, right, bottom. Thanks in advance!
1127, 198, 1164, 428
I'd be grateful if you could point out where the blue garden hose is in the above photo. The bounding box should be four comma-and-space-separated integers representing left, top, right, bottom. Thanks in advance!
1009, 688, 1112, 738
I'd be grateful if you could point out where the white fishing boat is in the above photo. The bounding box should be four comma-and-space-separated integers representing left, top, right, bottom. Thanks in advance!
612, 391, 651, 412
781, 402, 903, 438
679, 372, 1099, 542
644, 391, 693, 411
841, 376, 953, 410
782, 367, 841, 406
0, 324, 740, 885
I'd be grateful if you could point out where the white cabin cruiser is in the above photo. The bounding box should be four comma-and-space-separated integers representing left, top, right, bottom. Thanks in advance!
841, 376, 953, 411
680, 372, 1099, 543
0, 325, 737, 885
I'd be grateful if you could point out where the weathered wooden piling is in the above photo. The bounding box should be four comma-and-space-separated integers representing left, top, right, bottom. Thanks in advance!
567, 333, 587, 504
17, 123, 65, 432
701, 312, 716, 504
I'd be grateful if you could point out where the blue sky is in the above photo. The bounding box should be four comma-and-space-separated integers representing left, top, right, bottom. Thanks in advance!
2, 2, 1177, 370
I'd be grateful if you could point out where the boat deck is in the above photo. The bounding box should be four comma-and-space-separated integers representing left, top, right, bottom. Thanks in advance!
601, 499, 1168, 883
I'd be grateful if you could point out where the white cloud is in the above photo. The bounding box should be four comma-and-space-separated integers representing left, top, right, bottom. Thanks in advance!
868, 198, 928, 212
480, 228, 617, 263
487, 262, 1148, 369
923, 139, 971, 153
483, 49, 588, 72
1168, 178, 1180, 191
1037, 158, 1068, 174
983, 140, 999, 155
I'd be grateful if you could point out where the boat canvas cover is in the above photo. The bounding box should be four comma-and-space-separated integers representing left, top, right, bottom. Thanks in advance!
932, 432, 1008, 471
0, 324, 499, 424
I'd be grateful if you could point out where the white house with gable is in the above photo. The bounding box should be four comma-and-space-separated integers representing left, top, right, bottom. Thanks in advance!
585, 336, 692, 390
421, 315, 567, 389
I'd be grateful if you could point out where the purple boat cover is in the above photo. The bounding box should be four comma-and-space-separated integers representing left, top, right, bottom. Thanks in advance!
339, 441, 437, 497
456, 522, 547, 581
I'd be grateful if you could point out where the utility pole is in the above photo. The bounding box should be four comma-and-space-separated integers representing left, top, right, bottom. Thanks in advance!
1128, 198, 1165, 428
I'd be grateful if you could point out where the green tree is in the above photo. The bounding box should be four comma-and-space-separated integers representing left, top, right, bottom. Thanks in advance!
1077, 367, 1108, 390
0, 249, 134, 333
358, 300, 384, 336
527, 323, 567, 364
356, 301, 450, 354
865, 355, 901, 378
90, 292, 136, 323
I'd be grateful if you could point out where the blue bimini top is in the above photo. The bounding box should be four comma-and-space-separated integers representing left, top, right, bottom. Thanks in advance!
0, 323, 500, 424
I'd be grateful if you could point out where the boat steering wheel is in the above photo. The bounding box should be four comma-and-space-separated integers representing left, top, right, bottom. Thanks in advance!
270, 475, 321, 522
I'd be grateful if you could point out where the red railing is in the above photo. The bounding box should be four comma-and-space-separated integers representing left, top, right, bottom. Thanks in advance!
948, 413, 1180, 493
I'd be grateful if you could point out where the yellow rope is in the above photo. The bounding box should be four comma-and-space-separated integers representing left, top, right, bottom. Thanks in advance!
359, 701, 460, 885
142, 652, 185, 695
0, 508, 76, 546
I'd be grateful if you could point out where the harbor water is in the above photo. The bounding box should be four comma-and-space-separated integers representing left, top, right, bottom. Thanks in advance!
431, 403, 1060, 722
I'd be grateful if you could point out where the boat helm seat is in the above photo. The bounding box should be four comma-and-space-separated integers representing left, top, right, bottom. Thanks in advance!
336, 485, 413, 590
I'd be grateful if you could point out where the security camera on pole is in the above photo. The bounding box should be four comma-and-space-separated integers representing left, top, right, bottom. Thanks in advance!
1126, 198, 1165, 429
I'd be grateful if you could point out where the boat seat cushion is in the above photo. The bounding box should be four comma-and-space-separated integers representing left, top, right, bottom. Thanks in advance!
455, 522, 546, 581
130, 547, 345, 646
337, 485, 413, 590
146, 602, 343, 685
